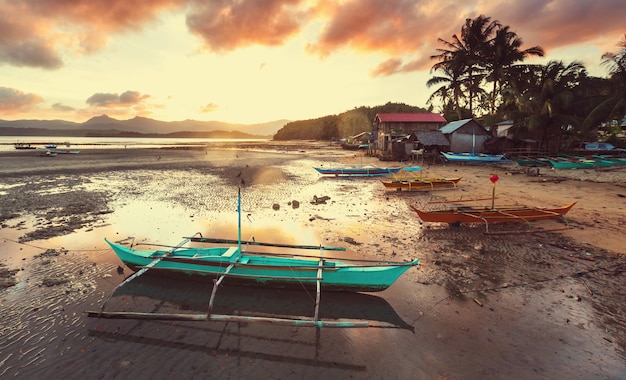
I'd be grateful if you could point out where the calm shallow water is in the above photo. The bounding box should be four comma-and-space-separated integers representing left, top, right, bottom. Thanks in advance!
0, 136, 270, 152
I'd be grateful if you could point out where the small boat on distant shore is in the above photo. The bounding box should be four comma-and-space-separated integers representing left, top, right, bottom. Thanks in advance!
515, 157, 552, 166
547, 157, 613, 169
381, 177, 461, 191
49, 149, 80, 154
314, 165, 402, 177
14, 143, 36, 150
39, 150, 57, 157
441, 152, 511, 163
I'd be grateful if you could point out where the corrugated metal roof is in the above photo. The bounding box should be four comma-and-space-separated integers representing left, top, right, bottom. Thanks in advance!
375, 113, 446, 123
439, 119, 474, 134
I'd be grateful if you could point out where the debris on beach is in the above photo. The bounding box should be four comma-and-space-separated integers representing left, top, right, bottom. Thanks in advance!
343, 236, 361, 245
311, 195, 331, 204
0, 264, 19, 288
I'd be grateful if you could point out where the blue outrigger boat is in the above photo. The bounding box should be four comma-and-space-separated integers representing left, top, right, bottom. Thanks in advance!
314, 165, 402, 177
441, 152, 511, 163
87, 191, 419, 327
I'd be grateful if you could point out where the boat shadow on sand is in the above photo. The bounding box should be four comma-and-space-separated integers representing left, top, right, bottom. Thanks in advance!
87, 276, 413, 372
94, 274, 414, 331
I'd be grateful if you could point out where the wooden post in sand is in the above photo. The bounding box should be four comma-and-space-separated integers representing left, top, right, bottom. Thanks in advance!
489, 172, 499, 210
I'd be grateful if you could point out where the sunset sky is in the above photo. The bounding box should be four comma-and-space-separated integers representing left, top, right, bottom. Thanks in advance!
0, 0, 624, 126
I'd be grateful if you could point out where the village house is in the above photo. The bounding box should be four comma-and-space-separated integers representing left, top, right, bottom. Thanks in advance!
439, 118, 491, 154
373, 112, 447, 159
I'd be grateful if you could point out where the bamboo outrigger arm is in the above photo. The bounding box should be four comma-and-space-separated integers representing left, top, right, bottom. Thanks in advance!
99, 233, 202, 311
84, 311, 369, 328
187, 237, 346, 251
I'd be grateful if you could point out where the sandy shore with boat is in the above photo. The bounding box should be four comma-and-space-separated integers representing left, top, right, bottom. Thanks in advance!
0, 142, 625, 379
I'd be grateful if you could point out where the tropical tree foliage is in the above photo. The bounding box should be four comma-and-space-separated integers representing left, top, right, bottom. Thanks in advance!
429, 15, 625, 152
501, 61, 588, 151
591, 34, 626, 124
430, 15, 544, 119
273, 17, 625, 152
273, 102, 427, 141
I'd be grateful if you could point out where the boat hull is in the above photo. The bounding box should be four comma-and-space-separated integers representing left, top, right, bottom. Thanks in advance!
314, 167, 401, 177
441, 152, 511, 163
381, 178, 461, 191
410, 202, 576, 224
106, 239, 418, 292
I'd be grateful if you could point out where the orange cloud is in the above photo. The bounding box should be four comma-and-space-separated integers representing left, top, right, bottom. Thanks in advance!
370, 55, 433, 77
309, 0, 626, 76
307, 0, 459, 75
0, 0, 185, 68
2, 0, 624, 78
309, 0, 455, 55
461, 0, 626, 55
200, 103, 219, 113
186, 0, 307, 52
0, 87, 43, 113
371, 58, 402, 77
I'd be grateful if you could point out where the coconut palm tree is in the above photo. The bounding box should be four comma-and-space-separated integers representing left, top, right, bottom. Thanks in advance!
485, 25, 544, 114
430, 15, 544, 118
596, 35, 626, 121
431, 15, 500, 117
570, 34, 626, 136
426, 65, 465, 120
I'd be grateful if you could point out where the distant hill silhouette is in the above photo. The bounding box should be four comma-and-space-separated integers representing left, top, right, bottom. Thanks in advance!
0, 115, 288, 138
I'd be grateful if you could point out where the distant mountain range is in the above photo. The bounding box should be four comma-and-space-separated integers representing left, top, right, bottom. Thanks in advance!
0, 115, 289, 138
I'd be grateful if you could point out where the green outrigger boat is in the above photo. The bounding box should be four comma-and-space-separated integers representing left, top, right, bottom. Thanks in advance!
104, 237, 418, 292
87, 191, 419, 327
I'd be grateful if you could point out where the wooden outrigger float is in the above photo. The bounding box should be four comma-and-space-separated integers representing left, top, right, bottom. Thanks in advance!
87, 190, 419, 328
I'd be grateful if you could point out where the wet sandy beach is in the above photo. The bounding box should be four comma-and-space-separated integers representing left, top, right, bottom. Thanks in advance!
1, 143, 625, 379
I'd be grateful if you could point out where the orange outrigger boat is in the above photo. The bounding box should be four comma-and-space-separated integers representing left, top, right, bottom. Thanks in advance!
381, 177, 461, 191
410, 202, 577, 225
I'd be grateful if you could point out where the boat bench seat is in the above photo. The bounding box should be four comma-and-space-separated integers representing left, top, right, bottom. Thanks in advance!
222, 247, 239, 258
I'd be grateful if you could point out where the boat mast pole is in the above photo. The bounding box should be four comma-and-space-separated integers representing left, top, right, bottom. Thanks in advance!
237, 187, 242, 253
472, 127, 475, 156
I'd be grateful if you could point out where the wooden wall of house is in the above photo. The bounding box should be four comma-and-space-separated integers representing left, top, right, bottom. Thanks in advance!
447, 123, 490, 153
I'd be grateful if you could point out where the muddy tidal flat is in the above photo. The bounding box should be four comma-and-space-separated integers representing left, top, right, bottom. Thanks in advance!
1, 143, 625, 379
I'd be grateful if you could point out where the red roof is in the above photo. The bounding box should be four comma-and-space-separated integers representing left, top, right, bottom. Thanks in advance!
376, 113, 446, 123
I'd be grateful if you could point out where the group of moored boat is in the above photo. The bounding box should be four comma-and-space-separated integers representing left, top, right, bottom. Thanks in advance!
87, 157, 580, 328
14, 141, 80, 155
515, 154, 626, 169
312, 162, 576, 230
